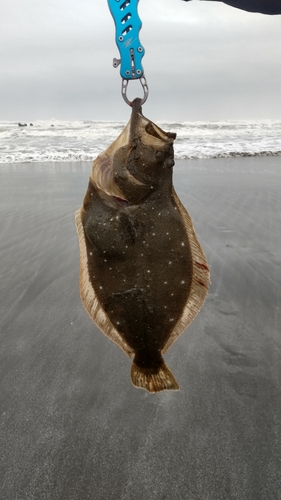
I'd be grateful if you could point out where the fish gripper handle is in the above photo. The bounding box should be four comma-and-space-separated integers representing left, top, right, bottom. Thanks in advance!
107, 0, 145, 80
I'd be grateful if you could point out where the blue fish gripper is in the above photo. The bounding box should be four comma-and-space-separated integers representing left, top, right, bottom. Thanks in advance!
107, 0, 145, 80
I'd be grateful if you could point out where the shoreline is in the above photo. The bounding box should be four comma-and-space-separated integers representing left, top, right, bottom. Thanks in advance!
1, 157, 280, 499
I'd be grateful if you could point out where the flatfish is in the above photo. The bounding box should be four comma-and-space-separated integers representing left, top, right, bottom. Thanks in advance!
75, 99, 210, 393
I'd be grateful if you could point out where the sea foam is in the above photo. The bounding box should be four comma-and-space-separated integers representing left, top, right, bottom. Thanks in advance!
0, 119, 280, 163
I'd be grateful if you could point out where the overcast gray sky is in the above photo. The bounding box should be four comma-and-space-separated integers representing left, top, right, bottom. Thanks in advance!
1, 0, 281, 121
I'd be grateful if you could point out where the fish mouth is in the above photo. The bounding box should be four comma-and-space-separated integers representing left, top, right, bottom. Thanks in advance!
90, 99, 176, 206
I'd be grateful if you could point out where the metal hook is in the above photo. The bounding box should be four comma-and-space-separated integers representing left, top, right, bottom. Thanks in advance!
121, 75, 149, 106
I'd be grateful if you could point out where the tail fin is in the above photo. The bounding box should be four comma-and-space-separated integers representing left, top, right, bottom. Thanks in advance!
131, 362, 179, 393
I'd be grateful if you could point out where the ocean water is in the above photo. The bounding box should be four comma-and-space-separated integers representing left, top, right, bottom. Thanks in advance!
0, 119, 280, 163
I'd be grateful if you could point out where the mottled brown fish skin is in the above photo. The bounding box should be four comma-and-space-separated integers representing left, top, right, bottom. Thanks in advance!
76, 99, 210, 393
82, 153, 193, 372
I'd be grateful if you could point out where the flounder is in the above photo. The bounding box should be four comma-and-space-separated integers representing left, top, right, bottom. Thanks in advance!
75, 99, 210, 393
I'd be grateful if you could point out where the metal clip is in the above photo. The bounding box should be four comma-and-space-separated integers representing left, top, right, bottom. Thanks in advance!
121, 75, 149, 106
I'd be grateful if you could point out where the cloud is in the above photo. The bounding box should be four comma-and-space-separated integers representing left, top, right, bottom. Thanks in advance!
1, 0, 281, 120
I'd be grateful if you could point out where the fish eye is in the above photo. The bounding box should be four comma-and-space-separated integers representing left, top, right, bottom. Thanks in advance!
165, 158, 175, 168
156, 150, 163, 159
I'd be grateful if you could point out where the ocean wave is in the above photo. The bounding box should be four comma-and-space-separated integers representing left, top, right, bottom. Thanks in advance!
1, 119, 281, 163
0, 150, 100, 164
0, 149, 280, 164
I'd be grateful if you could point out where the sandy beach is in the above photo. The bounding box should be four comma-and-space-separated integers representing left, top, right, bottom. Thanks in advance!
0, 157, 280, 499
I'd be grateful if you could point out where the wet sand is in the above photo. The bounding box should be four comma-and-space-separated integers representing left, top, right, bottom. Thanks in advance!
0, 157, 281, 499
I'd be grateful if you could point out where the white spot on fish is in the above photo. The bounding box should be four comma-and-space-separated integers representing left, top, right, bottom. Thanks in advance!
147, 270, 151, 273
181, 280, 185, 284
181, 242, 185, 246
